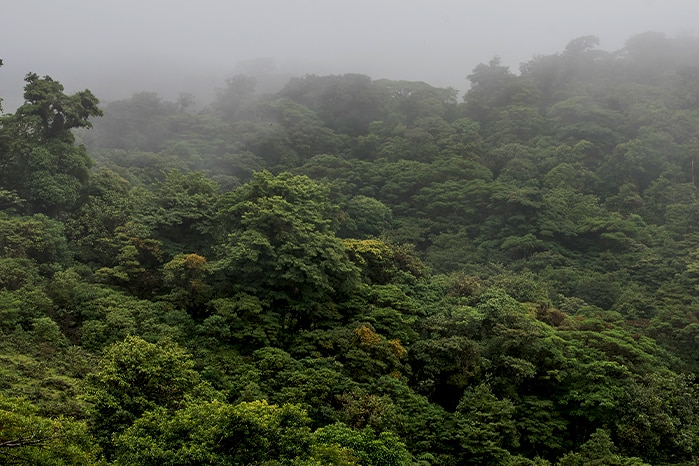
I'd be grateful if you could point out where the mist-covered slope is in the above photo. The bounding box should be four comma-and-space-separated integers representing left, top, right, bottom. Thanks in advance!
2, 32, 699, 465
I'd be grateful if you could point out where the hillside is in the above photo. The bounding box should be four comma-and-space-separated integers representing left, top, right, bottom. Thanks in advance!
2, 32, 699, 465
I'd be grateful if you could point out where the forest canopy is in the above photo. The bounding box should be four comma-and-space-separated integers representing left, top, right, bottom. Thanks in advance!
2, 32, 699, 465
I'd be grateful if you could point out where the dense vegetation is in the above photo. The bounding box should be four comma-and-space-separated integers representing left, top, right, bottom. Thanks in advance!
3, 31, 699, 464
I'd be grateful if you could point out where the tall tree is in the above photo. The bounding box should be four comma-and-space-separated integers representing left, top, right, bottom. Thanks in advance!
214, 171, 360, 332
85, 336, 207, 458
0, 73, 102, 216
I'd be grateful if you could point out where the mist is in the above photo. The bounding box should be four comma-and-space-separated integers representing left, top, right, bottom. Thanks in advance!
2, 0, 698, 111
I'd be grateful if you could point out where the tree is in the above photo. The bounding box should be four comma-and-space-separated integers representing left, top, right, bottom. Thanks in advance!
262, 98, 345, 163
88, 92, 177, 151
374, 79, 458, 124
161, 253, 212, 315
85, 336, 207, 457
16, 73, 102, 142
454, 384, 520, 465
214, 171, 360, 331
0, 211, 70, 266
93, 221, 165, 298
64, 168, 133, 265
313, 422, 413, 466
138, 169, 219, 257
547, 96, 621, 164
339, 195, 394, 238
0, 73, 102, 216
557, 429, 649, 466
464, 57, 541, 134
0, 394, 100, 466
614, 371, 699, 464
213, 74, 257, 121
278, 73, 388, 135
113, 399, 315, 466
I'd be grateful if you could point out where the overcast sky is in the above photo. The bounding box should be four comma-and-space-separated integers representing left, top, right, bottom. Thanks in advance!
2, 0, 698, 110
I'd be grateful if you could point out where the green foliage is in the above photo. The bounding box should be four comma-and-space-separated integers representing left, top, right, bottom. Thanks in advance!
0, 339, 93, 418
161, 253, 212, 311
0, 287, 52, 333
64, 168, 133, 265
85, 336, 207, 456
215, 171, 360, 331
454, 383, 519, 465
339, 195, 394, 238
314, 422, 413, 466
17, 73, 102, 140
113, 399, 314, 466
557, 429, 649, 466
0, 394, 100, 465
0, 212, 70, 266
279, 73, 389, 136
93, 221, 165, 298
75, 288, 193, 350
0, 73, 101, 216
614, 371, 699, 463
5, 32, 699, 466
139, 170, 220, 257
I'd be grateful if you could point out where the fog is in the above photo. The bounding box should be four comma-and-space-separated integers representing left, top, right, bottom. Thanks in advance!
2, 0, 698, 111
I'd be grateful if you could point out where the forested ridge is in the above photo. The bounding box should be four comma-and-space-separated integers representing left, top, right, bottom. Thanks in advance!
3, 32, 699, 465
